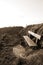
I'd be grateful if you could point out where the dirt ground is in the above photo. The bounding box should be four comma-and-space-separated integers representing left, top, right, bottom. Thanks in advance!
0, 23, 43, 65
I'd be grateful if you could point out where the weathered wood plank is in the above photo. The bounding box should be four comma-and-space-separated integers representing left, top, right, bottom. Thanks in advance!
28, 31, 41, 40
23, 36, 37, 46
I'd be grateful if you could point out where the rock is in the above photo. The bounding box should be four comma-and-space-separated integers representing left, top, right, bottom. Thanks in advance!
13, 45, 25, 58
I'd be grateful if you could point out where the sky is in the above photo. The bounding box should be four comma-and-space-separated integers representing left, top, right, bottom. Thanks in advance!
0, 0, 43, 28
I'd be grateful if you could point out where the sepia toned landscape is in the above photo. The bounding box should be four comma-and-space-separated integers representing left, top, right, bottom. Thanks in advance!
0, 23, 43, 65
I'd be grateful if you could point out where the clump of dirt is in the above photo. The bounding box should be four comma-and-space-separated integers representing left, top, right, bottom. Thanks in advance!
0, 23, 43, 65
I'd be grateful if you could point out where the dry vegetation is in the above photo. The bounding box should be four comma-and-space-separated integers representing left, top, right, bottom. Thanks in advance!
0, 23, 43, 65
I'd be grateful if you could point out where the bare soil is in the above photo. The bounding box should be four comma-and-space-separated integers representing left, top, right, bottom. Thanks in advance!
0, 23, 43, 65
